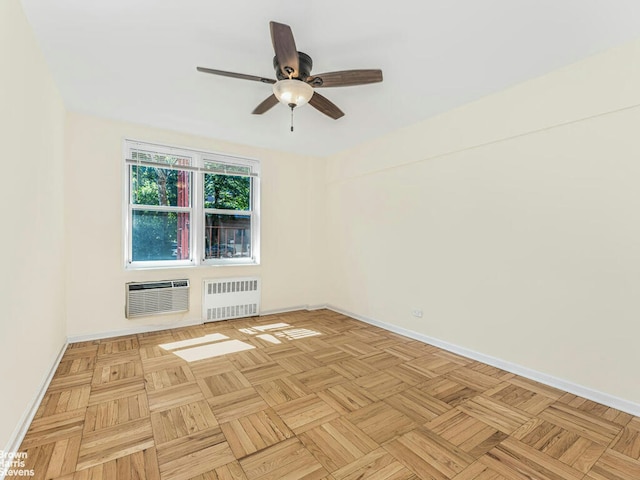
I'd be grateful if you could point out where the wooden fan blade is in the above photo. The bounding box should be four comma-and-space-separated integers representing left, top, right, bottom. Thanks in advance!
307, 69, 383, 88
270, 21, 299, 78
308, 92, 344, 120
252, 94, 279, 115
197, 67, 275, 84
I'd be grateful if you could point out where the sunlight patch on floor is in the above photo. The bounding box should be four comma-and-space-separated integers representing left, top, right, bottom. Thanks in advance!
171, 339, 255, 362
159, 333, 229, 351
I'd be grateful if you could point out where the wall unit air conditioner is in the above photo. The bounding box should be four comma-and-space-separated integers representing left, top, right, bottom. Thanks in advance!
126, 279, 189, 318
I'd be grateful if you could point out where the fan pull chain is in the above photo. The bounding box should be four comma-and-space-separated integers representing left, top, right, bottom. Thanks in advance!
290, 104, 295, 132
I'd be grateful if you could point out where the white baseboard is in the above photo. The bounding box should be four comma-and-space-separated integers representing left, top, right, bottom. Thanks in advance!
2, 340, 68, 472
260, 304, 327, 316
326, 305, 640, 417
67, 318, 205, 343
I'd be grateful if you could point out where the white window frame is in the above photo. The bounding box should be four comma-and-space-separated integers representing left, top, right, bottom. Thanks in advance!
124, 139, 260, 269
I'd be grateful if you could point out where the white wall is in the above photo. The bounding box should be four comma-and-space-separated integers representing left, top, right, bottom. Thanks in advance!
324, 38, 640, 405
0, 0, 67, 449
64, 113, 321, 338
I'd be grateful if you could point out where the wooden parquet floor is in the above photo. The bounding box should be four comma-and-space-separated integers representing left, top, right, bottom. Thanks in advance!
12, 310, 640, 480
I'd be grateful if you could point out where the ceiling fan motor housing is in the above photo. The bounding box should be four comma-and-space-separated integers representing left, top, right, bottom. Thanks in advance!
274, 52, 313, 81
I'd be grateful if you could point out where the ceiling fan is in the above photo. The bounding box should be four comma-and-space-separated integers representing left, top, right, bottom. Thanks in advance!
197, 21, 383, 128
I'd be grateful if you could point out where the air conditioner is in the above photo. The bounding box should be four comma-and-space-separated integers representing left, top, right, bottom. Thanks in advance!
126, 279, 189, 318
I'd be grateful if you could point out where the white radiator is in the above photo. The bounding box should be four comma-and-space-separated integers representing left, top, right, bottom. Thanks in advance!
203, 277, 260, 322
126, 279, 189, 318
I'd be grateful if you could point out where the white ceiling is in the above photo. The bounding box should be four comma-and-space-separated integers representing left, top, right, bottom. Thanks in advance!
21, 0, 640, 157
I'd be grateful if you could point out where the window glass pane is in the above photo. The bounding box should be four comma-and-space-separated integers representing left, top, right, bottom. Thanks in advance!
132, 166, 191, 207
203, 174, 250, 210
132, 210, 190, 261
204, 213, 251, 258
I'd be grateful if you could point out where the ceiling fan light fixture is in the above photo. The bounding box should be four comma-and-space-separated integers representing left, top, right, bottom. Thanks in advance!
273, 79, 314, 108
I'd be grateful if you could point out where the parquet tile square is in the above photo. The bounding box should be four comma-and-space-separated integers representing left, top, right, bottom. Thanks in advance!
207, 387, 269, 423
585, 448, 640, 480
276, 352, 324, 374
310, 346, 354, 365
295, 366, 349, 392
220, 408, 293, 458
19, 434, 82, 479
384, 387, 451, 424
346, 402, 417, 444
157, 435, 235, 480
331, 448, 419, 480
457, 396, 531, 434
327, 358, 378, 380
485, 382, 556, 415
97, 336, 139, 355
254, 377, 310, 407
21, 409, 86, 449
150, 399, 218, 444
144, 364, 195, 391
559, 394, 634, 427
189, 461, 248, 480
538, 403, 623, 446
299, 417, 378, 472
238, 438, 328, 480
479, 437, 585, 480
612, 416, 640, 460
14, 310, 640, 480
383, 341, 437, 361
241, 362, 290, 385
76, 417, 154, 470
512, 417, 605, 473
34, 385, 91, 419
357, 351, 404, 370
419, 377, 481, 407
273, 394, 340, 434
385, 426, 474, 479
425, 409, 507, 459
229, 349, 274, 369
84, 392, 150, 432
198, 370, 252, 397
384, 363, 435, 386
445, 367, 502, 392
146, 382, 205, 413
354, 371, 410, 399
317, 382, 379, 414
72, 447, 160, 480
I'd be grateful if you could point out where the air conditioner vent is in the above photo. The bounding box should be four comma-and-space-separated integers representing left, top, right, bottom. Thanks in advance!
126, 279, 189, 318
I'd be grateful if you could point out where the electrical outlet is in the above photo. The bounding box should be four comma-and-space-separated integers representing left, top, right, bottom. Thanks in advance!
412, 309, 423, 318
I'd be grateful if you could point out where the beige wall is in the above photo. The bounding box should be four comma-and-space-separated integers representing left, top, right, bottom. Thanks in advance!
64, 113, 321, 338
0, 0, 67, 449
324, 39, 640, 405
5, 0, 640, 447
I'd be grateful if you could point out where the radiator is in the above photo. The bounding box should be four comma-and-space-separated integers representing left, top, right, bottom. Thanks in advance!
126, 279, 189, 318
203, 277, 260, 322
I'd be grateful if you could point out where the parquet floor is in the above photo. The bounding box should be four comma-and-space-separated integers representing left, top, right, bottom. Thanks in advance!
13, 310, 640, 479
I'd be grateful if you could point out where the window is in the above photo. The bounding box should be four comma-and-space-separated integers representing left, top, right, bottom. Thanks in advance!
124, 140, 259, 268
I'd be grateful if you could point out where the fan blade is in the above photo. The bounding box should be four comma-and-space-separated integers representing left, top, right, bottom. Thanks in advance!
308, 92, 344, 120
270, 21, 299, 78
252, 94, 279, 115
197, 67, 275, 84
307, 69, 383, 88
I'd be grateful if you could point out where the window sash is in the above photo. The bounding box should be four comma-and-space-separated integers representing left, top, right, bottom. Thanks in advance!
124, 139, 259, 268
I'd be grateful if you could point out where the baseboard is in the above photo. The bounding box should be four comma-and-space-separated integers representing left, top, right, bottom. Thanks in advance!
326, 305, 640, 417
2, 340, 68, 472
260, 305, 328, 316
67, 317, 205, 343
